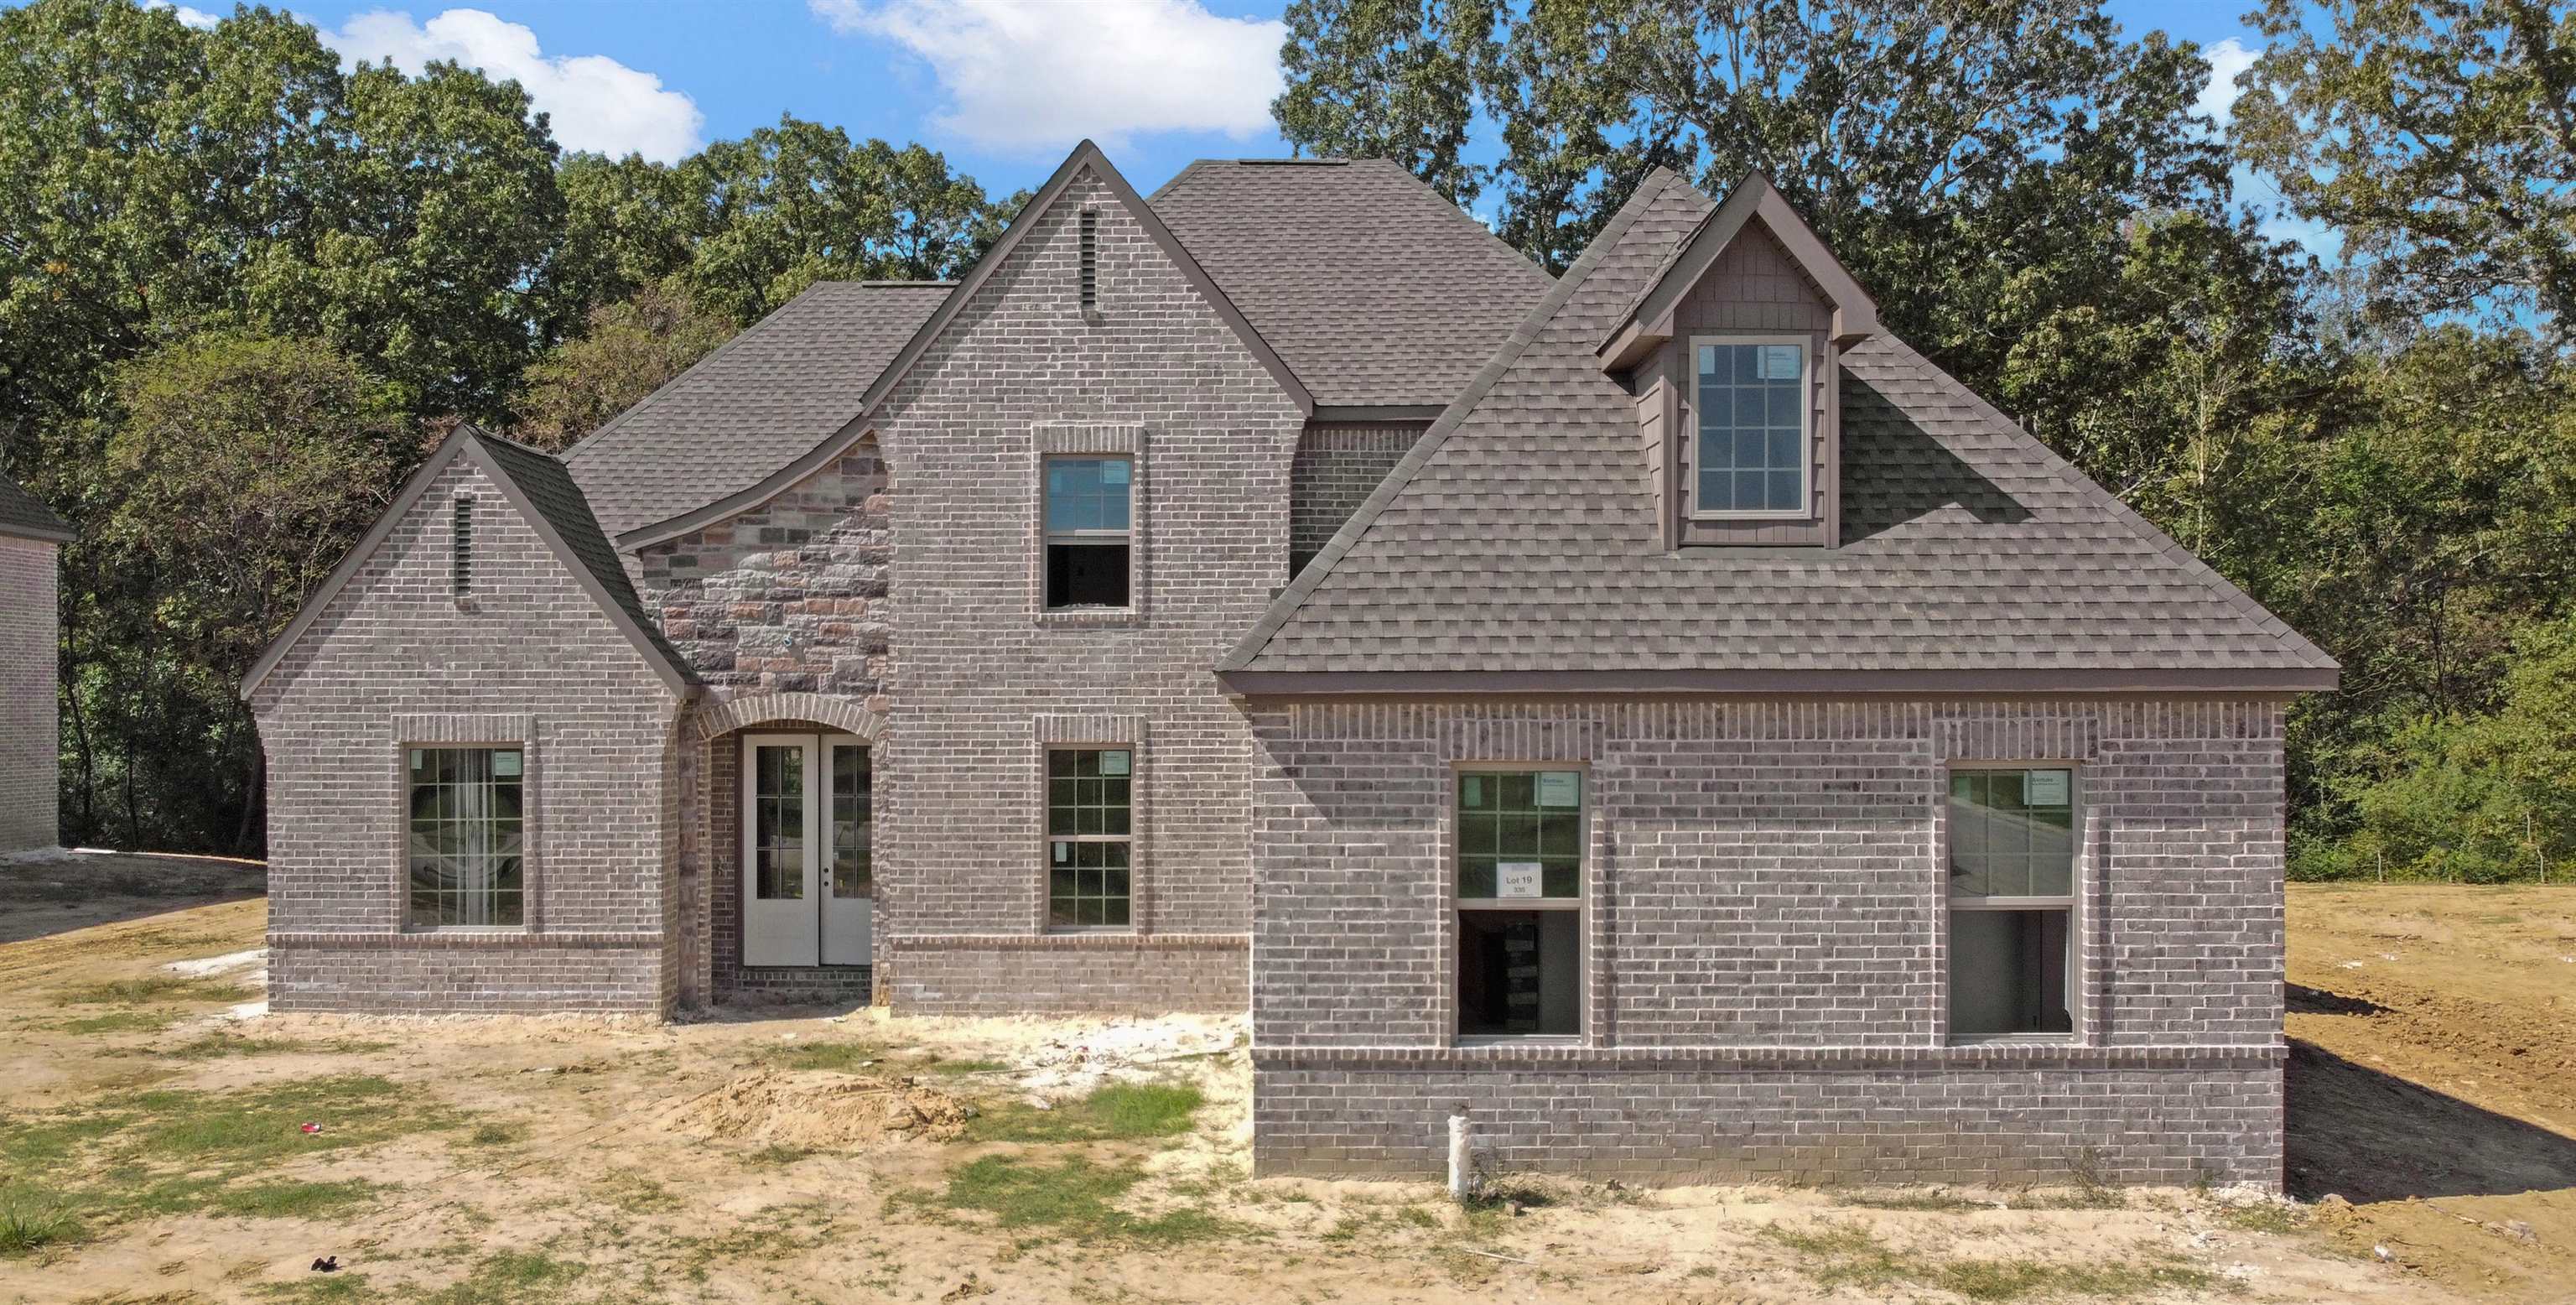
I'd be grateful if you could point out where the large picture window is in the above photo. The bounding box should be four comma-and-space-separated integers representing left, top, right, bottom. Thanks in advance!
407, 746, 524, 928
1043, 456, 1131, 609
1456, 768, 1583, 1038
1947, 767, 2077, 1037
1692, 340, 1808, 515
1046, 747, 1132, 928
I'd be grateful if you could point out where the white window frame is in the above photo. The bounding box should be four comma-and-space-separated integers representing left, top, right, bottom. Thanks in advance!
1941, 762, 2084, 1045
1450, 760, 1589, 1045
1686, 333, 1813, 521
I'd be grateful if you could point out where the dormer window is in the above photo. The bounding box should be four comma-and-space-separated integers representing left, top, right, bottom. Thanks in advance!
1691, 340, 1809, 517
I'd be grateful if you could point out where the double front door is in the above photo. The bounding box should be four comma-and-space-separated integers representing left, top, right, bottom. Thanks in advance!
741, 734, 871, 967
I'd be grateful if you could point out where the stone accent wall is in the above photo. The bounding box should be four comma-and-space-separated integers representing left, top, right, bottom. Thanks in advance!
874, 166, 1305, 1012
1289, 423, 1421, 563
0, 534, 59, 852
251, 460, 686, 1013
1243, 697, 2291, 1185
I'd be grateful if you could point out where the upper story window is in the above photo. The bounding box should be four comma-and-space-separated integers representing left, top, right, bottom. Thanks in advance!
1044, 455, 1131, 609
408, 746, 524, 928
1948, 767, 2077, 1039
1692, 340, 1809, 516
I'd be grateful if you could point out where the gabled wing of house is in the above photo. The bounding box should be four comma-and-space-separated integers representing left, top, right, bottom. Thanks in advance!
0, 472, 72, 543
1219, 170, 2339, 694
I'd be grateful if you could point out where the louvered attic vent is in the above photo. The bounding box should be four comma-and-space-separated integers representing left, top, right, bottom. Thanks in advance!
452, 495, 474, 597
1078, 209, 1098, 312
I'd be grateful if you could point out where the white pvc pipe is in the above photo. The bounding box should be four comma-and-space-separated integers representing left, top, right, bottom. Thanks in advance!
1447, 1105, 1473, 1203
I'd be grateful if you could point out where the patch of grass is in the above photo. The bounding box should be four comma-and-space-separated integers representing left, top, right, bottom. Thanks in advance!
760, 1040, 879, 1072
2217, 1200, 2309, 1235
53, 1010, 184, 1035
595, 1172, 678, 1214
0, 1192, 79, 1257
1835, 1189, 1987, 1212
0, 1112, 133, 1167
743, 1143, 812, 1167
460, 1121, 525, 1148
253, 1273, 380, 1302
907, 1155, 1233, 1245
163, 1034, 394, 1060
969, 1081, 1203, 1143
1759, 1221, 2217, 1302
55, 975, 250, 1006
1396, 1204, 1440, 1229
210, 1179, 383, 1219
922, 1057, 1009, 1075
115, 1075, 423, 1166
420, 1250, 586, 1305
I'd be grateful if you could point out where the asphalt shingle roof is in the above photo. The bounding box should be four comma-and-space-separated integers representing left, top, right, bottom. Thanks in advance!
1225, 172, 2338, 680
1152, 159, 1554, 408
0, 471, 71, 542
472, 430, 693, 682
563, 282, 952, 538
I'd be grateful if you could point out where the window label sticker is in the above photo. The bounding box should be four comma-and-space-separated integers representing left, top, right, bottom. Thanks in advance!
1099, 750, 1130, 776
494, 751, 522, 778
1053, 840, 1070, 864
1462, 775, 1483, 806
1099, 460, 1129, 486
1537, 771, 1581, 808
1759, 344, 1801, 379
2026, 769, 2070, 806
1497, 862, 1543, 898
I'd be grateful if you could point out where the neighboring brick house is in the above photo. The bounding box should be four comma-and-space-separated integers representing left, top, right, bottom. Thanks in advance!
0, 472, 70, 855
247, 143, 2337, 1187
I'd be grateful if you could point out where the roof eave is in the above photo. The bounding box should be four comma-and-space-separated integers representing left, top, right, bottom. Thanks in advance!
1218, 667, 2342, 697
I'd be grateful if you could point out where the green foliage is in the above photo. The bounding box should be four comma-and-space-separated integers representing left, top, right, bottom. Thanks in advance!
420, 1250, 585, 1305
512, 282, 735, 451
915, 1155, 1233, 1245
0, 1193, 78, 1257
2236, 0, 2576, 332
969, 1081, 1203, 1143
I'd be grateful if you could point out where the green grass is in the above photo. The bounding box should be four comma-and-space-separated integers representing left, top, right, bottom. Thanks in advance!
1758, 1222, 2217, 1302
1834, 1189, 1988, 1212
760, 1041, 880, 1072
210, 1179, 383, 1219
55, 975, 251, 1006
968, 1081, 1203, 1143
595, 1172, 678, 1214
419, 1250, 586, 1305
743, 1143, 813, 1167
53, 1010, 184, 1035
922, 1057, 1010, 1075
253, 1273, 379, 1302
162, 1033, 394, 1060
0, 1192, 79, 1257
2218, 1200, 2310, 1235
461, 1121, 526, 1148
911, 1155, 1233, 1245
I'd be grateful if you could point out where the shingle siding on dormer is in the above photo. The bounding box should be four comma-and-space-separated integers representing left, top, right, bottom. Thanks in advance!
1668, 224, 1839, 547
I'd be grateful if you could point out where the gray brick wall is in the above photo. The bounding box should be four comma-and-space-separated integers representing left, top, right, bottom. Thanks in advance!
870, 167, 1306, 1012
1290, 423, 1420, 563
1243, 697, 2290, 1185
0, 534, 59, 852
251, 460, 688, 1013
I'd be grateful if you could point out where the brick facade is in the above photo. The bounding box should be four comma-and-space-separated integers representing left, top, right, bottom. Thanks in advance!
0, 534, 59, 852
251, 460, 687, 1013
870, 168, 1303, 1011
1241, 698, 2290, 1186
1289, 423, 1420, 564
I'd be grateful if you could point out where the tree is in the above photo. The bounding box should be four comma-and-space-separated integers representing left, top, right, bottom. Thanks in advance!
76, 332, 413, 852
514, 282, 735, 450
2235, 0, 2576, 335
1273, 0, 1497, 205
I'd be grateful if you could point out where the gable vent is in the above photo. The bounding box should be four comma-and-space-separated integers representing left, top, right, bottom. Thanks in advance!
1078, 209, 1098, 313
452, 495, 474, 597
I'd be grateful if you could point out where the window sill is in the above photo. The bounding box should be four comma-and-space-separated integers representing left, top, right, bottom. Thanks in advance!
1035, 606, 1139, 627
1042, 925, 1136, 937
1947, 1033, 2080, 1048
1455, 1034, 1583, 1048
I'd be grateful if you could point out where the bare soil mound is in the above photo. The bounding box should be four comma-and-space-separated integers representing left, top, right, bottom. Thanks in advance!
667, 1070, 974, 1148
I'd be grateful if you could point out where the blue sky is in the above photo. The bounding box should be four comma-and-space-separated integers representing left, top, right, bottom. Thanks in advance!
140, 0, 2304, 242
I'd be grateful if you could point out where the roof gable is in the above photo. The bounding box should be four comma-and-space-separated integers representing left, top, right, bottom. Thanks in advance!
1599, 172, 1878, 370
243, 428, 698, 701
0, 471, 71, 543
616, 140, 1313, 550
1221, 174, 2337, 694
1151, 159, 1554, 410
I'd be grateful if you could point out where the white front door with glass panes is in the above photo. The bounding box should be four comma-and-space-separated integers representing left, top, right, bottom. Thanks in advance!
1456, 767, 1584, 1038
741, 734, 873, 967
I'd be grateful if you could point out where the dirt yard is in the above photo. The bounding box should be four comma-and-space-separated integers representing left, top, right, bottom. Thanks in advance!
0, 854, 2565, 1304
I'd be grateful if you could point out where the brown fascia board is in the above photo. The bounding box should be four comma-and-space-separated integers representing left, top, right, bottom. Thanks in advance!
1310, 403, 1446, 423
1597, 173, 1881, 370
1217, 169, 1686, 676
614, 140, 1315, 552
0, 518, 73, 544
1217, 667, 2344, 697
241, 427, 699, 704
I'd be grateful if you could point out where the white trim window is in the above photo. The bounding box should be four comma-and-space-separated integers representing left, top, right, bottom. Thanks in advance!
1455, 767, 1584, 1038
406, 746, 525, 928
1947, 767, 2078, 1038
1042, 455, 1132, 609
1690, 337, 1810, 517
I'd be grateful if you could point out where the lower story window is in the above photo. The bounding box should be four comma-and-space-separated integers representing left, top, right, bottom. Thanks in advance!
407, 746, 524, 928
1948, 767, 2076, 1037
1456, 768, 1583, 1037
1047, 746, 1132, 928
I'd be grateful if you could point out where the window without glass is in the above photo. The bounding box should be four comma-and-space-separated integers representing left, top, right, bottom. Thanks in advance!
1947, 767, 2077, 1037
407, 746, 524, 928
1693, 341, 1808, 514
1046, 747, 1132, 928
1043, 456, 1131, 609
1456, 769, 1583, 1037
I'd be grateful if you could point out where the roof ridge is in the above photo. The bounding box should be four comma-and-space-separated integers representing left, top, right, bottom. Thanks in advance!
1870, 338, 2339, 668
1217, 167, 1684, 674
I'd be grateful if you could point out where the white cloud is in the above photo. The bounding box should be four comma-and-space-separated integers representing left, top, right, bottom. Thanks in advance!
812, 0, 1285, 151
2195, 37, 2260, 130
322, 9, 704, 163
143, 0, 221, 29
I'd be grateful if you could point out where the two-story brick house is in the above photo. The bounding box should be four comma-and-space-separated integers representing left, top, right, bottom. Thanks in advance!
1, 471, 70, 855
246, 142, 2337, 1187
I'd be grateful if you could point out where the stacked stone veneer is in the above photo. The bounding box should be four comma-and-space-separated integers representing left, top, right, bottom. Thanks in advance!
0, 533, 60, 852
252, 460, 688, 1012
1244, 698, 2289, 1186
